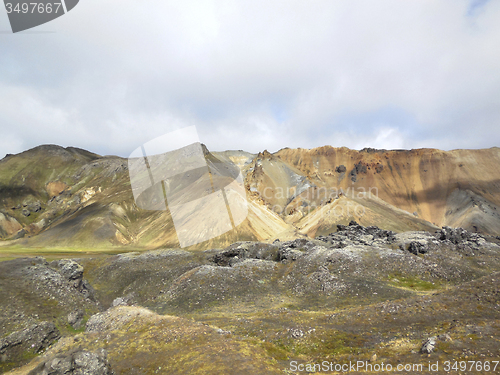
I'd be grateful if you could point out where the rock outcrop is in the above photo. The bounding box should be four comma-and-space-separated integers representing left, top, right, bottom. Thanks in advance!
0, 257, 100, 372
50, 259, 96, 300
29, 349, 113, 375
316, 220, 396, 247
277, 238, 319, 262
211, 242, 279, 266
0, 322, 60, 365
436, 226, 486, 246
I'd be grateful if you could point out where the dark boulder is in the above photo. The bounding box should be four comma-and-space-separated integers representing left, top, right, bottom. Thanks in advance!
335, 165, 346, 173
435, 227, 487, 253
435, 226, 485, 244
28, 349, 113, 375
354, 162, 367, 174
407, 241, 428, 255
436, 226, 470, 244
349, 168, 357, 182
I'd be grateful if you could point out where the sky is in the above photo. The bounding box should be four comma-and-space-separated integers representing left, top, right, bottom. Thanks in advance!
0, 0, 499, 157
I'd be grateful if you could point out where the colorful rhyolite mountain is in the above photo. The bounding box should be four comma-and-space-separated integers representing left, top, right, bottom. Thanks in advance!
1, 145, 499, 249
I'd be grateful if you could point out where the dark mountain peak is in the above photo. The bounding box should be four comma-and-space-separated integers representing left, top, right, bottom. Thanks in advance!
200, 143, 211, 156
14, 144, 101, 163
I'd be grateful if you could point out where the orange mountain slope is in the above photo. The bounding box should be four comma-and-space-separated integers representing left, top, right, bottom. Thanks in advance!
0, 145, 499, 249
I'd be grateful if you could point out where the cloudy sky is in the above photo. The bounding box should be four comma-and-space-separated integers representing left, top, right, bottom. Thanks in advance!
0, 0, 499, 157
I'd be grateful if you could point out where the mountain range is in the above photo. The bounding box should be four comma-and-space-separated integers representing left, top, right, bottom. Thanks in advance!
1, 144, 500, 249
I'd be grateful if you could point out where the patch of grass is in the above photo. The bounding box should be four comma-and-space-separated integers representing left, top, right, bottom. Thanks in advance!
281, 303, 300, 310
435, 341, 452, 354
269, 330, 365, 360
65, 315, 89, 335
466, 333, 480, 341
260, 341, 289, 361
20, 350, 38, 361
315, 331, 366, 357
388, 273, 442, 291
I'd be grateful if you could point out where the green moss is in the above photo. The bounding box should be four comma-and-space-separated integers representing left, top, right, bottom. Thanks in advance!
281, 303, 300, 310
313, 331, 365, 357
388, 273, 442, 291
435, 341, 452, 353
260, 341, 289, 361
466, 333, 480, 341
65, 315, 89, 335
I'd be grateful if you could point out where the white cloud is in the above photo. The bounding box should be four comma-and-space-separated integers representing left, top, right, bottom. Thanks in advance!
0, 0, 499, 157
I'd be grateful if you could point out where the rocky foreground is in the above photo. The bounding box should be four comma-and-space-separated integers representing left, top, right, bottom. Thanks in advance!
1, 223, 500, 374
